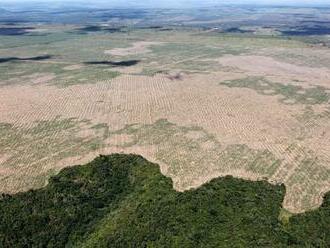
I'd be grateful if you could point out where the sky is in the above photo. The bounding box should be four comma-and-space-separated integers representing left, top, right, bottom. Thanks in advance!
1, 0, 330, 8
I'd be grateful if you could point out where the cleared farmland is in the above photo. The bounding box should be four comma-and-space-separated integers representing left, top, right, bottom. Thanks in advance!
0, 25, 330, 213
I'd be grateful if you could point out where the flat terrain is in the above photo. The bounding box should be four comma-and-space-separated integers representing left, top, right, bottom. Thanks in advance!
0, 6, 330, 213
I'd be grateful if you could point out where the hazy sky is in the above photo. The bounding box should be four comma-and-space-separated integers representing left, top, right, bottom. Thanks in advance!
2, 0, 330, 7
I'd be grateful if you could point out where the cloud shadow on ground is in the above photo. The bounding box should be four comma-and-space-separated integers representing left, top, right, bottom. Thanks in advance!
0, 55, 53, 63
84, 60, 140, 67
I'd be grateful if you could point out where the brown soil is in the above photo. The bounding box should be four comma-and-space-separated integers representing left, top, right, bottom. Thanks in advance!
105, 41, 164, 56
0, 61, 329, 213
217, 55, 330, 88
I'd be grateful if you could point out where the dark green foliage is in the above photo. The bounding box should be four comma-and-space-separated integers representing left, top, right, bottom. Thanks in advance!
286, 196, 330, 247
0, 154, 137, 247
0, 154, 329, 247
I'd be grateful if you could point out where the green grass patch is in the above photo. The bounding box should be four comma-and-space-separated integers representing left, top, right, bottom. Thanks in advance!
220, 77, 330, 105
0, 118, 109, 191
0, 61, 120, 87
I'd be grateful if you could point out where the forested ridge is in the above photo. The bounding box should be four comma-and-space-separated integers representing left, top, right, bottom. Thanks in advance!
0, 154, 329, 247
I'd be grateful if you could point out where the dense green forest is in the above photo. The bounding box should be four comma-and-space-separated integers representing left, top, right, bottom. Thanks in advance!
0, 154, 329, 247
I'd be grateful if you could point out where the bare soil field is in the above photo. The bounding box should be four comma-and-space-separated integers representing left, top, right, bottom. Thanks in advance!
105, 41, 164, 56
217, 55, 330, 87
0, 27, 329, 213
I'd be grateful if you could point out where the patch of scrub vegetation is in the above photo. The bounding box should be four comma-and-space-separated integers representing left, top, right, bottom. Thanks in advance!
270, 142, 330, 212
0, 61, 120, 87
270, 49, 330, 69
200, 33, 309, 50
0, 119, 100, 161
172, 59, 220, 72
0, 61, 60, 83
149, 43, 227, 60
295, 106, 330, 133
220, 77, 330, 105
0, 117, 107, 192
111, 119, 281, 189
53, 65, 120, 87
0, 154, 329, 247
138, 42, 244, 74
0, 32, 79, 49
285, 154, 330, 210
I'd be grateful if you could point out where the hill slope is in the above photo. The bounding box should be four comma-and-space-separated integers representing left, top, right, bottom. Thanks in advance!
0, 154, 329, 247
